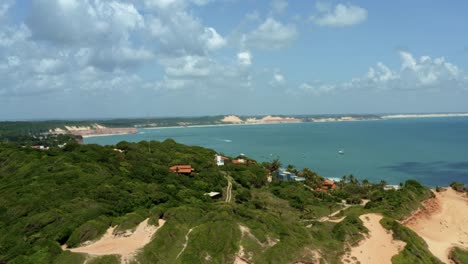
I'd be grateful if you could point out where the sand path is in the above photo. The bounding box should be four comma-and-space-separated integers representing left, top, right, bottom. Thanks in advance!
342, 213, 405, 264
226, 178, 233, 203
404, 189, 468, 263
68, 218, 166, 264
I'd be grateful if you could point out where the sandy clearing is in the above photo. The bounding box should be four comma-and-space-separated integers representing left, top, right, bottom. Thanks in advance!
342, 213, 405, 264
68, 218, 165, 264
222, 115, 243, 123
404, 189, 468, 263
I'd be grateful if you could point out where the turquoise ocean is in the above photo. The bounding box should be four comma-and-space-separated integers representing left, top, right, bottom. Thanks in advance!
85, 117, 468, 187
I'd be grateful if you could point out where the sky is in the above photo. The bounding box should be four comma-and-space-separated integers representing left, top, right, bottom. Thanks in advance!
1, 0, 468, 120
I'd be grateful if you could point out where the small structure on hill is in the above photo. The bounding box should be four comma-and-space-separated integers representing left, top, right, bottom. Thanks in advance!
323, 179, 337, 189
232, 158, 256, 164
276, 168, 306, 182
31, 145, 49, 150
383, 184, 401, 191
169, 165, 194, 175
204, 192, 221, 198
315, 179, 337, 192
215, 155, 228, 166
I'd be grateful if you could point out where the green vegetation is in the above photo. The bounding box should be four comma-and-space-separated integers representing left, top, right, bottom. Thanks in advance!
449, 247, 468, 264
450, 181, 467, 192
0, 138, 441, 264
365, 180, 434, 219
380, 218, 442, 264
87, 255, 121, 264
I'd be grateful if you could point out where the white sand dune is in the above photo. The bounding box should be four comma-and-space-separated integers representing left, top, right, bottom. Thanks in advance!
68, 218, 165, 264
342, 213, 406, 264
404, 189, 468, 263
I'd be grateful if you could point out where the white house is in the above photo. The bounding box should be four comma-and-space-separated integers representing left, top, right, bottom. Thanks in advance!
215, 155, 225, 166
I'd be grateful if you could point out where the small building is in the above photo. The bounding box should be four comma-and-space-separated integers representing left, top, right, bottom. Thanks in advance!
384, 185, 401, 191
232, 158, 246, 164
232, 158, 256, 165
169, 165, 194, 175
322, 179, 337, 190
214, 155, 228, 166
31, 145, 49, 150
204, 192, 221, 198
276, 168, 306, 182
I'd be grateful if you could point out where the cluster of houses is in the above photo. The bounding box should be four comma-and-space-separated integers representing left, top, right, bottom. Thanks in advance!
275, 168, 337, 191
169, 154, 339, 193
169, 154, 256, 175
276, 168, 306, 182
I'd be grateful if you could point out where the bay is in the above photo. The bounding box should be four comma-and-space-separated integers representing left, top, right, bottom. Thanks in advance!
85, 117, 468, 187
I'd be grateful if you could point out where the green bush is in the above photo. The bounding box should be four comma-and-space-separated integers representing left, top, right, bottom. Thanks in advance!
449, 247, 468, 264
380, 217, 442, 264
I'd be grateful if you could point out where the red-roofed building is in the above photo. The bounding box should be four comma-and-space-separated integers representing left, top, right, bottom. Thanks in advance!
169, 165, 194, 174
322, 179, 337, 190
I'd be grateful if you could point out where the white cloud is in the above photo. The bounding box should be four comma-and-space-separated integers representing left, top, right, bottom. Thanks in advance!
270, 71, 285, 86
156, 55, 252, 91
294, 52, 468, 96
237, 51, 252, 66
274, 73, 285, 83
345, 52, 467, 91
34, 58, 66, 74
27, 0, 144, 45
299, 82, 336, 95
203, 27, 226, 50
245, 18, 297, 50
163, 55, 212, 78
0, 0, 14, 20
312, 3, 367, 27
271, 0, 288, 14
146, 5, 226, 56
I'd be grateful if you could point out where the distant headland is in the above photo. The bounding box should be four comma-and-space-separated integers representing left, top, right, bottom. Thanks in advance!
1, 112, 468, 138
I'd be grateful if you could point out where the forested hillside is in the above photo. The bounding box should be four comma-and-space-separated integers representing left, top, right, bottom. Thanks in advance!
0, 140, 438, 264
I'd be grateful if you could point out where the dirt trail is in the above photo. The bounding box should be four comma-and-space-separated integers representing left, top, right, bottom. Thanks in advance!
318, 204, 351, 223
68, 218, 165, 264
342, 214, 406, 264
226, 177, 233, 203
176, 228, 194, 260
404, 189, 468, 263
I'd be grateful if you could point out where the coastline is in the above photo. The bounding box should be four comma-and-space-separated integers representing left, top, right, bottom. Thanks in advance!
82, 113, 468, 139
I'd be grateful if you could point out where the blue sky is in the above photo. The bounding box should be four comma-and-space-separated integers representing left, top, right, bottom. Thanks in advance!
1, 0, 468, 120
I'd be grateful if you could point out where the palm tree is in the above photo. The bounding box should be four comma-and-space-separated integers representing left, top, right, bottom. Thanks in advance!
340, 175, 347, 188
362, 179, 369, 187
349, 174, 357, 185
380, 179, 387, 186
270, 159, 281, 172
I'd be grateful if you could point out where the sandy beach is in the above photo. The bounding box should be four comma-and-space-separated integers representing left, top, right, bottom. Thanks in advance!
404, 188, 468, 263
342, 213, 406, 264
68, 218, 165, 264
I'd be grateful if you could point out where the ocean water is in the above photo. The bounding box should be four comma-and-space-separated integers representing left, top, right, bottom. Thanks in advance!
85, 117, 468, 187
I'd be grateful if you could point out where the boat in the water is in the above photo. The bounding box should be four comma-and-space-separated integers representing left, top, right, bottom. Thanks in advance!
338, 149, 344, 155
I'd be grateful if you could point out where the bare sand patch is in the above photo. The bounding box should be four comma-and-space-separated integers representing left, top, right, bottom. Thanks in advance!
67, 218, 165, 264
342, 213, 405, 264
404, 189, 468, 263
222, 115, 243, 123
